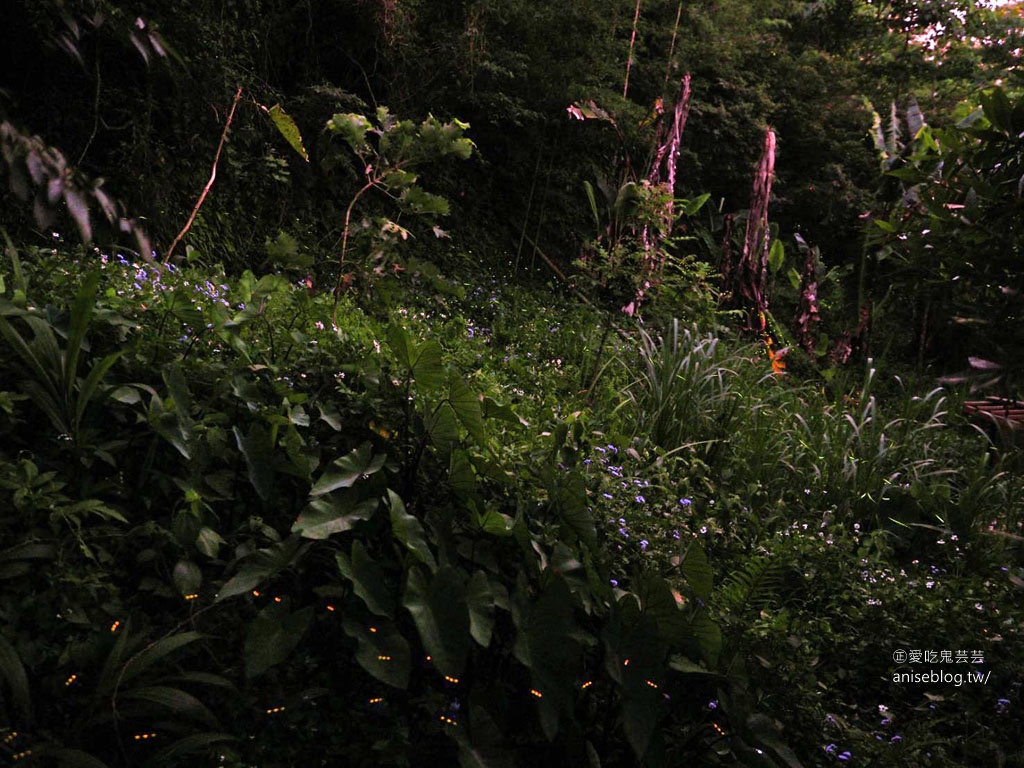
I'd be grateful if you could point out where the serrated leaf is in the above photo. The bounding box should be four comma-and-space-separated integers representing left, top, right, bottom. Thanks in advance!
293, 496, 379, 539
337, 541, 394, 617
244, 604, 313, 678
310, 442, 386, 496
267, 104, 308, 161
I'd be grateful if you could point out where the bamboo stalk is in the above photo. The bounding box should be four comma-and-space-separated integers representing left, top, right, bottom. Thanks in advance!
623, 0, 642, 98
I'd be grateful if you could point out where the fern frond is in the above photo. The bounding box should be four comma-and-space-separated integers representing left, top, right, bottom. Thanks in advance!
715, 555, 785, 615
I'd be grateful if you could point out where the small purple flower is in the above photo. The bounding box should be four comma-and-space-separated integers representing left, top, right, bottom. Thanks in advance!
640, 540, 649, 551
997, 698, 1010, 715
610, 579, 619, 587
672, 530, 681, 540
838, 751, 851, 761
635, 495, 645, 504
707, 700, 718, 711
602, 493, 613, 499
890, 735, 902, 744
679, 498, 692, 506
825, 744, 837, 755
619, 528, 629, 538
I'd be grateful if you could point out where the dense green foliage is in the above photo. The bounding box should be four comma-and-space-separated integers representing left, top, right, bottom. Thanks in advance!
1, 0, 1023, 766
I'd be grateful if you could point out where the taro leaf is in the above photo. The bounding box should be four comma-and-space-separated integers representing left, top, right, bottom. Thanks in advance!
318, 403, 343, 431
457, 703, 515, 768
310, 442, 386, 496
387, 489, 436, 571
552, 471, 595, 549
690, 609, 722, 668
244, 603, 313, 678
481, 395, 528, 426
449, 448, 476, 499
292, 495, 379, 540
233, 424, 276, 501
517, 576, 577, 740
217, 539, 306, 601
477, 510, 514, 536
387, 325, 445, 388
622, 691, 660, 764
668, 654, 713, 675
0, 633, 31, 719
426, 401, 459, 453
172, 560, 202, 596
403, 565, 469, 677
119, 631, 204, 686
466, 570, 495, 647
639, 575, 687, 645
267, 104, 308, 161
120, 685, 218, 726
745, 713, 805, 768
341, 618, 411, 689
386, 324, 414, 370
411, 340, 445, 388
337, 541, 394, 617
682, 540, 713, 602
447, 374, 484, 444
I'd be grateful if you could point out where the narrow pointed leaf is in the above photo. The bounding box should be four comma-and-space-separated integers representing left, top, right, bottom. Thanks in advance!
267, 104, 309, 161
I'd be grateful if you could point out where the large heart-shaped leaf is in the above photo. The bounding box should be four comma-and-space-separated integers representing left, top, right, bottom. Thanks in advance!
403, 565, 469, 677
244, 604, 313, 678
310, 442, 386, 497
337, 541, 394, 617
293, 496, 379, 540
387, 490, 436, 571
342, 618, 411, 689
